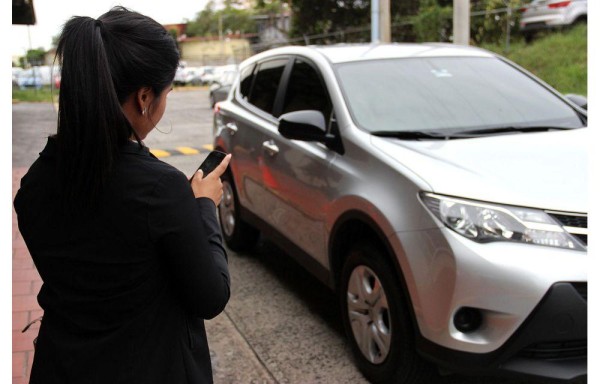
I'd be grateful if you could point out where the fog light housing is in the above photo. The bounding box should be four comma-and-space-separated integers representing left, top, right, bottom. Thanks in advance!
453, 307, 483, 333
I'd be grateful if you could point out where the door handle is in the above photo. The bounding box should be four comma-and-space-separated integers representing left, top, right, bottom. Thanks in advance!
262, 140, 279, 157
225, 122, 238, 135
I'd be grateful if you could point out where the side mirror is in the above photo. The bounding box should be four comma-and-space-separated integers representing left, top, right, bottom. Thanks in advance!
565, 94, 587, 110
278, 110, 329, 142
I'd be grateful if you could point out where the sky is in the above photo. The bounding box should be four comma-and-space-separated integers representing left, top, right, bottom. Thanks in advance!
10, 0, 211, 57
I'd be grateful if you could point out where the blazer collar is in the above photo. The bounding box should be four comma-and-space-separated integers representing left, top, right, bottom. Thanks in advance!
121, 140, 153, 157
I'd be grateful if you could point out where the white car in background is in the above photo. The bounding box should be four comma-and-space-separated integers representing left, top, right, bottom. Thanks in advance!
519, 0, 587, 41
174, 66, 204, 86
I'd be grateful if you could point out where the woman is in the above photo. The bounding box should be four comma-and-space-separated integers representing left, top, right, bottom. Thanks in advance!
13, 7, 231, 383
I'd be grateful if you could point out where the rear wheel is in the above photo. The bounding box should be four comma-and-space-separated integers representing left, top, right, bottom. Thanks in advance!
218, 171, 259, 252
339, 242, 435, 383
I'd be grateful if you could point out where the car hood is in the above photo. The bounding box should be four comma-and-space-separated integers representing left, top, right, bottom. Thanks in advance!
371, 128, 588, 213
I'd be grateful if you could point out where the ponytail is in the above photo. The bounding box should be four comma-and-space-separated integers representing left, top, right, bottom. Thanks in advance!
54, 7, 179, 210
56, 16, 129, 209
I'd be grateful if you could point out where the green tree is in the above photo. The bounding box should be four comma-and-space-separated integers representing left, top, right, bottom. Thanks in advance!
255, 0, 290, 14
186, 1, 255, 37
411, 0, 452, 42
472, 0, 521, 44
289, 0, 370, 37
25, 48, 46, 66
289, 0, 423, 41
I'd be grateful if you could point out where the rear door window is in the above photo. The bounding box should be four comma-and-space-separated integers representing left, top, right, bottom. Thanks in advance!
248, 59, 288, 115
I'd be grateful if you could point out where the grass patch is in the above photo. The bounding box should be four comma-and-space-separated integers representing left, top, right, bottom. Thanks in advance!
480, 24, 587, 96
12, 86, 59, 103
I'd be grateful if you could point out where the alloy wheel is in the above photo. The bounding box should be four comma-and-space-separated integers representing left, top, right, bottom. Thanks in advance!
347, 265, 392, 364
219, 180, 236, 237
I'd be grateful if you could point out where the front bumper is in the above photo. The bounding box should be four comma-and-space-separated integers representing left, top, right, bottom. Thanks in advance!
417, 282, 587, 380
392, 220, 587, 380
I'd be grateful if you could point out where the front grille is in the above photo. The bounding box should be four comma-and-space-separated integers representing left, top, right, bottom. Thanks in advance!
572, 282, 587, 301
548, 213, 587, 228
546, 212, 588, 245
519, 340, 587, 360
574, 234, 587, 245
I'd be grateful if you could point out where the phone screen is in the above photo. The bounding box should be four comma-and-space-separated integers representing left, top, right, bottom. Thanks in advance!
190, 150, 227, 182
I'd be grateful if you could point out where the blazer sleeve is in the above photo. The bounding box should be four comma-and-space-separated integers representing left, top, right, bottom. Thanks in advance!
147, 169, 230, 319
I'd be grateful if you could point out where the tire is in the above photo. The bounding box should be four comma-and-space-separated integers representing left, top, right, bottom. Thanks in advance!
218, 171, 259, 252
339, 242, 435, 383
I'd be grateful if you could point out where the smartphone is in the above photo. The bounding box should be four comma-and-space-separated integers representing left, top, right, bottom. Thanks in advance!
190, 150, 227, 182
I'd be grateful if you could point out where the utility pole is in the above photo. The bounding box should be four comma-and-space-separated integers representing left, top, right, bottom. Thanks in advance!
380, 0, 391, 43
371, 0, 391, 43
453, 0, 470, 45
503, 0, 512, 52
371, 0, 379, 42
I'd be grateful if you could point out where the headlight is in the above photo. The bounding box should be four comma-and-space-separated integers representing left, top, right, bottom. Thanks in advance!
420, 192, 585, 251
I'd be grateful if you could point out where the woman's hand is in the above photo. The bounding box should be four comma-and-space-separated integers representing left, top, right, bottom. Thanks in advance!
190, 154, 232, 206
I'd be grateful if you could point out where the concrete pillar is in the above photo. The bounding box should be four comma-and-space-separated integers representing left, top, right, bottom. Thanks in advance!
453, 0, 470, 45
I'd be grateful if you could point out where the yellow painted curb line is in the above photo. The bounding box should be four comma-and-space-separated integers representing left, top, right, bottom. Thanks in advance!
202, 144, 214, 151
176, 146, 200, 155
150, 149, 171, 158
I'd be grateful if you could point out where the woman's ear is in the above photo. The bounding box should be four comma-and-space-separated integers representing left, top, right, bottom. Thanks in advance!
135, 87, 154, 115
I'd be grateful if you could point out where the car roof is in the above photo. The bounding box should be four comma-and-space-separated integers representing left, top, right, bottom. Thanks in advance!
244, 43, 496, 66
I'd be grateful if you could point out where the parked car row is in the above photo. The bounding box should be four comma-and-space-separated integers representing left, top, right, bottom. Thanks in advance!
211, 43, 587, 383
174, 63, 238, 87
12, 66, 60, 89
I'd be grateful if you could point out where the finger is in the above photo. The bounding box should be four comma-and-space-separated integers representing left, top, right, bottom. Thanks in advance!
210, 154, 232, 178
194, 170, 203, 181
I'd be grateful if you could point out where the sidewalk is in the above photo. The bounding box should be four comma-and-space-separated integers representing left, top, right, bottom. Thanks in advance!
12, 167, 41, 384
11, 167, 273, 384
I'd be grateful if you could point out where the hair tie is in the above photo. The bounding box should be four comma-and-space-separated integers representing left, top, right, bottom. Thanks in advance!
95, 19, 103, 28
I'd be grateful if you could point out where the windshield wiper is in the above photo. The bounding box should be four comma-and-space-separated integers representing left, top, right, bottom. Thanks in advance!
451, 126, 572, 137
371, 130, 451, 140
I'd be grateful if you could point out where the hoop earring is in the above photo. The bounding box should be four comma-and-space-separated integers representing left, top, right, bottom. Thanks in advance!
154, 120, 173, 134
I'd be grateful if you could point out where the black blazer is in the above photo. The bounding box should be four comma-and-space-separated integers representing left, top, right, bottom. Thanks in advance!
14, 138, 230, 384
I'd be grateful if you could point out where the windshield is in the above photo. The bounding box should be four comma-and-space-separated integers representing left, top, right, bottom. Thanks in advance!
335, 57, 583, 134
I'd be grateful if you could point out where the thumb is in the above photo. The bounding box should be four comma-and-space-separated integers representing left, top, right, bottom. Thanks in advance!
191, 170, 203, 182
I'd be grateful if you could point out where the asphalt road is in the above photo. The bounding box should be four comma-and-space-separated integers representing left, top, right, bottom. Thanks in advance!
12, 89, 585, 384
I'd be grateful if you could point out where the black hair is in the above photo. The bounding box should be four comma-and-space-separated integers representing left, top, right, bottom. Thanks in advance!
55, 6, 179, 209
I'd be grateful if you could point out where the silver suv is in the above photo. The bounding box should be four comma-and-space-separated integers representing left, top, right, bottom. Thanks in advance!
212, 44, 588, 383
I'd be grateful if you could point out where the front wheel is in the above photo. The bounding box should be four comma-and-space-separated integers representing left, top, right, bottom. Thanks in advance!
218, 172, 259, 252
339, 242, 435, 383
